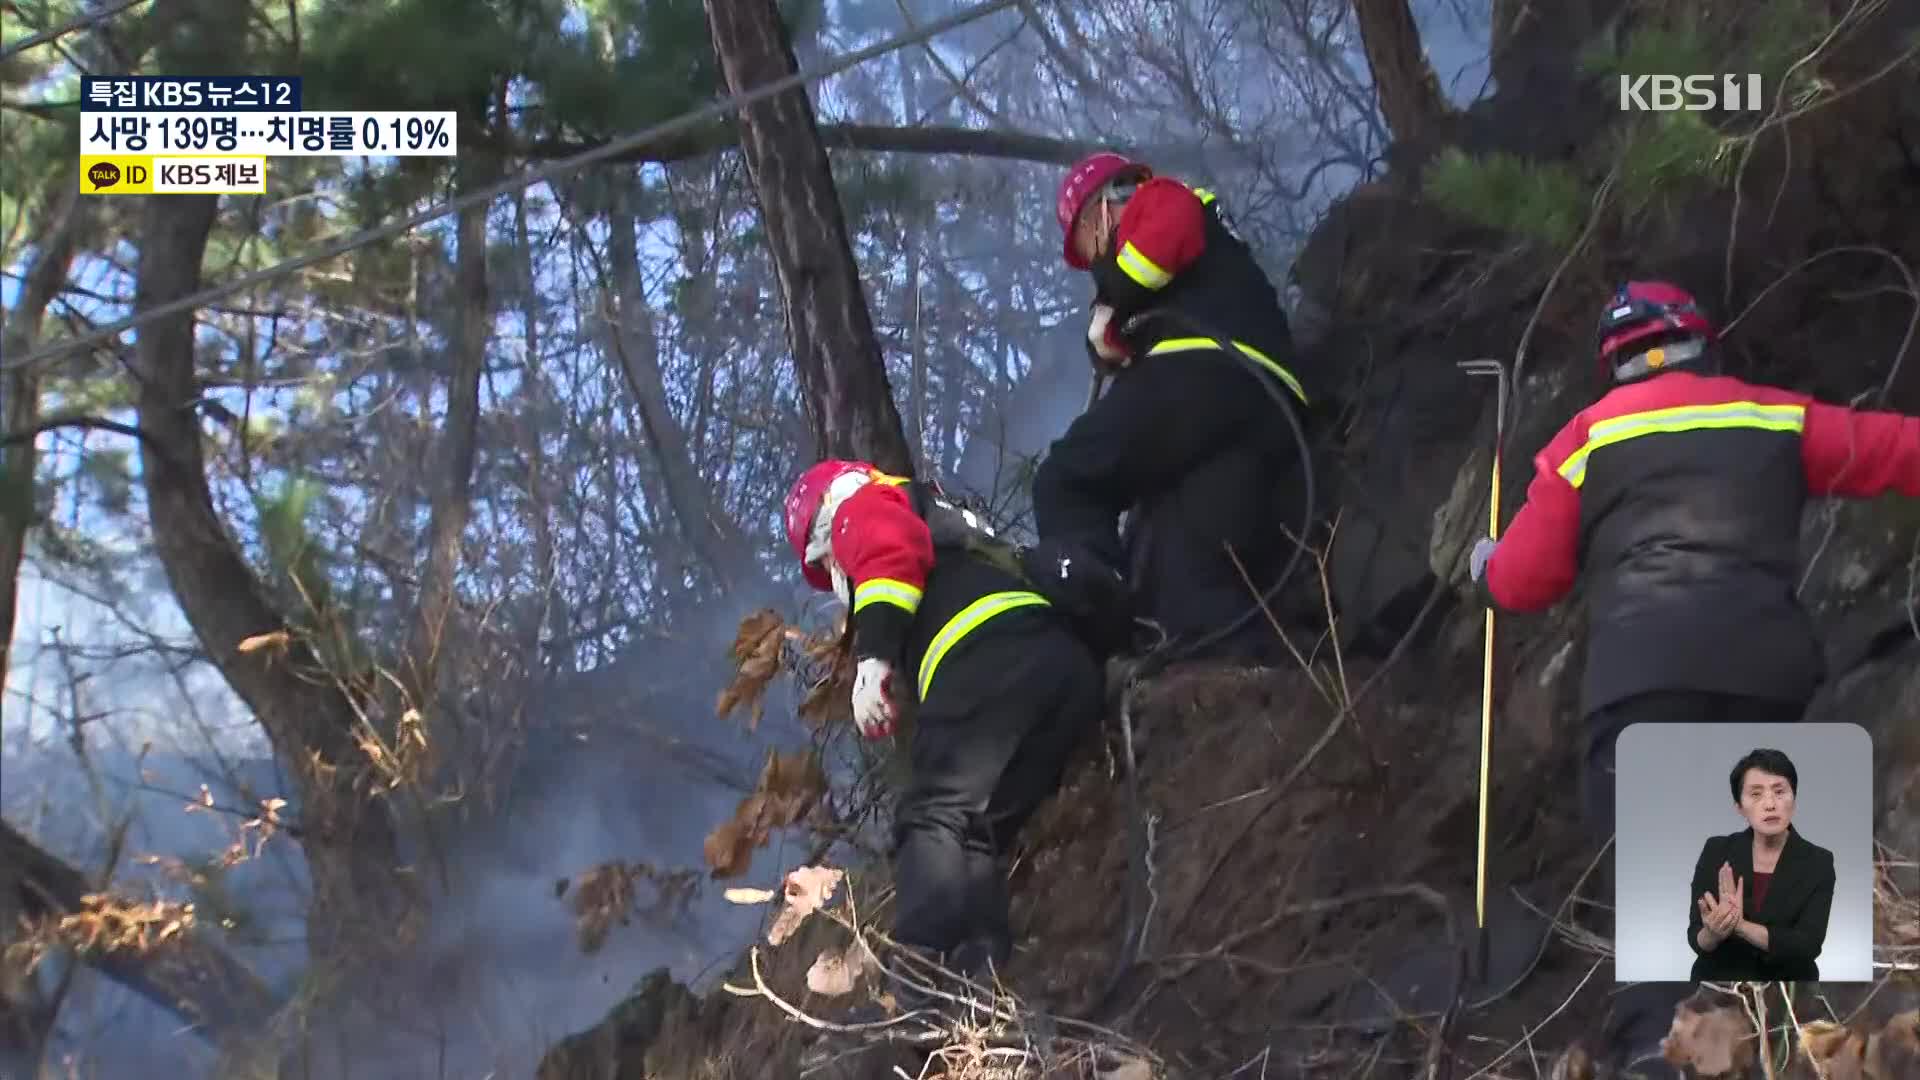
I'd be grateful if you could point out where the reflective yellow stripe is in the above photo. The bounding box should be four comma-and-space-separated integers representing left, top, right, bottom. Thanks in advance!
1146, 336, 1309, 406
872, 471, 910, 486
1117, 241, 1171, 289
853, 577, 922, 614
1191, 187, 1216, 204
916, 590, 1050, 700
1557, 401, 1806, 488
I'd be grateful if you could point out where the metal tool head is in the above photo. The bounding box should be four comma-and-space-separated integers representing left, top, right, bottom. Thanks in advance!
1457, 357, 1511, 434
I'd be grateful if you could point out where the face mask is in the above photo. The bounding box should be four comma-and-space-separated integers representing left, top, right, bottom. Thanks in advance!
805, 471, 873, 595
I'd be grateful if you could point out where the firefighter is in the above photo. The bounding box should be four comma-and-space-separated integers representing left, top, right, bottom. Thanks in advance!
783, 459, 1104, 1012
1031, 151, 1321, 665
1471, 279, 1920, 1076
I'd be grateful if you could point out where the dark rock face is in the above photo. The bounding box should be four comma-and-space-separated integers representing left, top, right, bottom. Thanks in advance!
536, 969, 696, 1080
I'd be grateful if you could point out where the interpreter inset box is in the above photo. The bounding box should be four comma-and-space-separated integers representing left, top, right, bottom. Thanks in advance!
1614, 722, 1872, 983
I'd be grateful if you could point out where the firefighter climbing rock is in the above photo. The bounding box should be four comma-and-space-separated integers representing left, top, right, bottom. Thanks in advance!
1470, 279, 1920, 1076
783, 459, 1104, 1016
1032, 151, 1325, 665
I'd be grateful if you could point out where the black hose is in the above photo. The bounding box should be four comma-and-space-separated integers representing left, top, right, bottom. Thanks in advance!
1091, 306, 1320, 1016
1111, 307, 1320, 678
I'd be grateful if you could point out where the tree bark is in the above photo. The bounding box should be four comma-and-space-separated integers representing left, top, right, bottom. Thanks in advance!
127, 194, 410, 956
0, 175, 84, 681
604, 188, 771, 600
0, 818, 277, 1047
700, 0, 914, 476
1350, 0, 1455, 150
404, 168, 491, 702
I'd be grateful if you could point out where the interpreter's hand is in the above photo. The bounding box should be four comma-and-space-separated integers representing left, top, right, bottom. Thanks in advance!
1696, 861, 1743, 943
1697, 891, 1735, 944
850, 657, 899, 739
1087, 304, 1131, 370
1717, 862, 1745, 924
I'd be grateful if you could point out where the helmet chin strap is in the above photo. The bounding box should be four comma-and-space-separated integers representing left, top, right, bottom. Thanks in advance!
1613, 335, 1707, 382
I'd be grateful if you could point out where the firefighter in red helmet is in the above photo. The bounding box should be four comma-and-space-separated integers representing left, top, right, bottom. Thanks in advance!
782, 459, 1103, 1014
1470, 280, 1920, 1076
1033, 151, 1323, 664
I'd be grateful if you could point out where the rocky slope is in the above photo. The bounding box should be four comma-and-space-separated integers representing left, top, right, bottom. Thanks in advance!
536, 5, 1920, 1076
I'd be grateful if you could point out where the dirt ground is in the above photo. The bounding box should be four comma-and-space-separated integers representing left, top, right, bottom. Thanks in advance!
601, 612, 1920, 1079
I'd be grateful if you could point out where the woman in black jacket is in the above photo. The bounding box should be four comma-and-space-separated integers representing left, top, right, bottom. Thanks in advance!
1688, 748, 1835, 981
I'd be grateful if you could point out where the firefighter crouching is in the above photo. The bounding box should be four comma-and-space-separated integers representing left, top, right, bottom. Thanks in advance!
1032, 151, 1324, 665
783, 460, 1105, 1011
1470, 279, 1920, 1076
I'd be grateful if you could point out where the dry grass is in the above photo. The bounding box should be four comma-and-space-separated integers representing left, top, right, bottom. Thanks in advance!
3, 893, 198, 980
717, 864, 1165, 1080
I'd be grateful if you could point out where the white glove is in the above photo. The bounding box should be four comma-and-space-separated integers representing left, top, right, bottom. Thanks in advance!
851, 657, 899, 739
1469, 536, 1499, 584
1087, 304, 1129, 368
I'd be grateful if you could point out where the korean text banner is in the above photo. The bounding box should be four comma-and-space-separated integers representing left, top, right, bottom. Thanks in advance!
81, 112, 458, 157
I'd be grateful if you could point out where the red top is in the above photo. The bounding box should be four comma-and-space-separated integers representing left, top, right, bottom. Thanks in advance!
1486, 374, 1920, 613
829, 482, 934, 592
1093, 178, 1210, 352
1751, 871, 1772, 913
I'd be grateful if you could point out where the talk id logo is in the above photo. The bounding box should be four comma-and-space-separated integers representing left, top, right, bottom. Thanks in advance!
1618, 73, 1763, 112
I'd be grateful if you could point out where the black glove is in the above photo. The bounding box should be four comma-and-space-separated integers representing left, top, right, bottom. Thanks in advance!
1019, 537, 1135, 659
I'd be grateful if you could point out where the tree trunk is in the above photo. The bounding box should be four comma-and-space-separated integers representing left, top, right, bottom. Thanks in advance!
604, 187, 771, 600
1350, 0, 1455, 151
0, 176, 84, 680
701, 0, 914, 476
404, 168, 491, 703
127, 194, 411, 957
0, 818, 277, 1047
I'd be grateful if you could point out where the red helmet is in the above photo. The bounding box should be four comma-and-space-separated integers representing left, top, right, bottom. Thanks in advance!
783, 459, 875, 591
1597, 281, 1715, 379
1057, 151, 1149, 270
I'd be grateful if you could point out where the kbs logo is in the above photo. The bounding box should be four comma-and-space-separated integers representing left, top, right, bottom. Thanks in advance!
1619, 74, 1763, 112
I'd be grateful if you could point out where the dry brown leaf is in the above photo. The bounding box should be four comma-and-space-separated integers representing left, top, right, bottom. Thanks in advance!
715, 610, 788, 730
570, 862, 637, 954
235, 630, 289, 654
724, 888, 777, 905
803, 942, 865, 997
767, 865, 843, 946
1797, 1011, 1920, 1080
1660, 992, 1755, 1077
568, 860, 701, 953
702, 819, 752, 880
797, 646, 856, 731
1802, 1019, 1869, 1080
701, 750, 828, 878
51, 894, 197, 958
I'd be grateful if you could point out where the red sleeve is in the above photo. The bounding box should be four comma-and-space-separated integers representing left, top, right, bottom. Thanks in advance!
1801, 400, 1920, 499
1091, 178, 1208, 314
1485, 417, 1586, 613
830, 483, 933, 663
830, 483, 932, 594
1113, 178, 1207, 283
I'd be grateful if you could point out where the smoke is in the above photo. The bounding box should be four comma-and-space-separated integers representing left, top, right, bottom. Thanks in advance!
4, 554, 828, 1079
